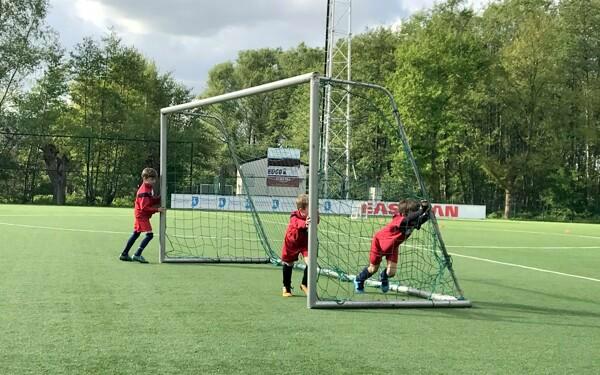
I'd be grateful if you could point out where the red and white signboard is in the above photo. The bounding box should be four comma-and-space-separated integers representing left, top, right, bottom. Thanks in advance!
356, 201, 485, 219
267, 148, 301, 187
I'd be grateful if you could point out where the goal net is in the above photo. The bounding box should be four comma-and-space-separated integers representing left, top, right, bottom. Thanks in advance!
159, 73, 470, 308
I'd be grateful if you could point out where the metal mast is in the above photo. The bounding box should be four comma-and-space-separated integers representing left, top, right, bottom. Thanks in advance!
323, 0, 352, 198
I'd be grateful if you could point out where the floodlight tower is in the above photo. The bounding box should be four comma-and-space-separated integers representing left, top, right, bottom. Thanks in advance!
323, 0, 352, 198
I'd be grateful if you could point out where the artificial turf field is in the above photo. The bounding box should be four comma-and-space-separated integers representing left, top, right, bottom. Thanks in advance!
1, 204, 599, 374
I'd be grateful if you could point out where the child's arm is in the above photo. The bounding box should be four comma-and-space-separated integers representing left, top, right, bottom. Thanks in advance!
296, 216, 308, 230
138, 192, 159, 215
398, 201, 431, 232
414, 201, 431, 229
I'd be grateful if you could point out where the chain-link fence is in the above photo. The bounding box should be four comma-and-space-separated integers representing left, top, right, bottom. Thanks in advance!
0, 131, 198, 206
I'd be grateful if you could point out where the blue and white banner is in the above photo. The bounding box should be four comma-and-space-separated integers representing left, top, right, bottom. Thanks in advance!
172, 194, 310, 213
171, 194, 486, 219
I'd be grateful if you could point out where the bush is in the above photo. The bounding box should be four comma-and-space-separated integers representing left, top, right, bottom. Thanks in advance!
544, 207, 574, 222
32, 195, 55, 205
112, 196, 133, 208
66, 192, 87, 206
487, 211, 502, 219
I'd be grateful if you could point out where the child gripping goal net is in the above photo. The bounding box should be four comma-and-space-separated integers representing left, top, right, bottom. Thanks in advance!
159, 73, 470, 308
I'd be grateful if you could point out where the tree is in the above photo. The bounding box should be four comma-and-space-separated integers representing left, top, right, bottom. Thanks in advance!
67, 33, 192, 205
557, 0, 600, 214
11, 43, 69, 203
391, 0, 488, 202
0, 0, 53, 110
479, 0, 563, 218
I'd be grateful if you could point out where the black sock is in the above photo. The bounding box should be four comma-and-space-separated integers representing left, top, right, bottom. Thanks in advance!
122, 232, 141, 256
134, 232, 154, 256
282, 264, 293, 291
356, 267, 374, 283
301, 267, 308, 286
380, 269, 389, 281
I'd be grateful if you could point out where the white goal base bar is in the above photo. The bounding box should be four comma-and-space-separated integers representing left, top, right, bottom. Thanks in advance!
290, 263, 471, 308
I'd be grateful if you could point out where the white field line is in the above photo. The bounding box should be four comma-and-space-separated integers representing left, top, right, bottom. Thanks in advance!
446, 245, 600, 249
198, 214, 600, 244
0, 214, 130, 217
3, 219, 598, 254
449, 252, 600, 283
0, 222, 131, 235
169, 213, 361, 241
237, 215, 372, 240
171, 234, 262, 241
0, 221, 363, 245
211, 213, 599, 241
453, 227, 600, 241
170, 234, 367, 246
3, 221, 599, 283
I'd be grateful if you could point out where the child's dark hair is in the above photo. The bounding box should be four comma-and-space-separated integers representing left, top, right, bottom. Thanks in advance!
142, 167, 158, 179
296, 194, 309, 210
398, 199, 420, 215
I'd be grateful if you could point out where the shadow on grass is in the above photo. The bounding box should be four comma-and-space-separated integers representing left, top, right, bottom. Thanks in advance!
331, 298, 600, 329
315, 275, 600, 328
337, 302, 600, 329
463, 277, 600, 306
159, 262, 600, 329
474, 300, 600, 319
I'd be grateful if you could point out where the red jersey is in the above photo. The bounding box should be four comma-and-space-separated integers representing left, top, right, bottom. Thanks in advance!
281, 210, 309, 263
370, 208, 430, 265
134, 182, 161, 219
373, 213, 408, 253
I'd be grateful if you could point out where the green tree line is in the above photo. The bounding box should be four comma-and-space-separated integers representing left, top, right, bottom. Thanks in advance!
1, 0, 598, 221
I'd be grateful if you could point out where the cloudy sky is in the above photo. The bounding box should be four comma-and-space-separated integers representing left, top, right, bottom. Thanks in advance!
46, 0, 483, 94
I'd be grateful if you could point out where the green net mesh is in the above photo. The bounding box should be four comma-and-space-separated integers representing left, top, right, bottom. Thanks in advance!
163, 78, 466, 303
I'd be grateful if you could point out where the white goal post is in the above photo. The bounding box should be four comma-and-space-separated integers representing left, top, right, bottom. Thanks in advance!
160, 72, 323, 308
159, 72, 471, 309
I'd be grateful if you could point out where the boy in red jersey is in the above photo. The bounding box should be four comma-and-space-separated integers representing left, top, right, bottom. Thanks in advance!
354, 199, 431, 293
119, 167, 165, 263
281, 194, 312, 297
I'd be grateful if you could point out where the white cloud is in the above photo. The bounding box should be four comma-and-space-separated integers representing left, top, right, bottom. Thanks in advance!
47, 0, 491, 93
74, 0, 148, 35
92, 0, 328, 37
73, 0, 106, 29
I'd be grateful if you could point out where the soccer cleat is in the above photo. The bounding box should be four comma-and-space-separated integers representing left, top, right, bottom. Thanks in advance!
354, 278, 365, 294
282, 287, 293, 297
119, 254, 132, 262
380, 276, 390, 293
132, 255, 149, 264
300, 284, 308, 296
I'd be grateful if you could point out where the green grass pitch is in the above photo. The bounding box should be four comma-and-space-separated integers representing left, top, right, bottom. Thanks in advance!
1, 204, 599, 374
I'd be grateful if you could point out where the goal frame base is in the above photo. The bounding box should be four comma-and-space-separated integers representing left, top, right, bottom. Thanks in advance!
161, 257, 271, 264
312, 299, 472, 309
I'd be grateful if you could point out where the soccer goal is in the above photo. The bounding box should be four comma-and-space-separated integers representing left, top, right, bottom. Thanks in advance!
159, 72, 471, 308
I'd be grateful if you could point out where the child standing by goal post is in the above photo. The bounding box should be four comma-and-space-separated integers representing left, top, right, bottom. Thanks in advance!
119, 167, 165, 263
280, 193, 313, 297
354, 199, 431, 293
